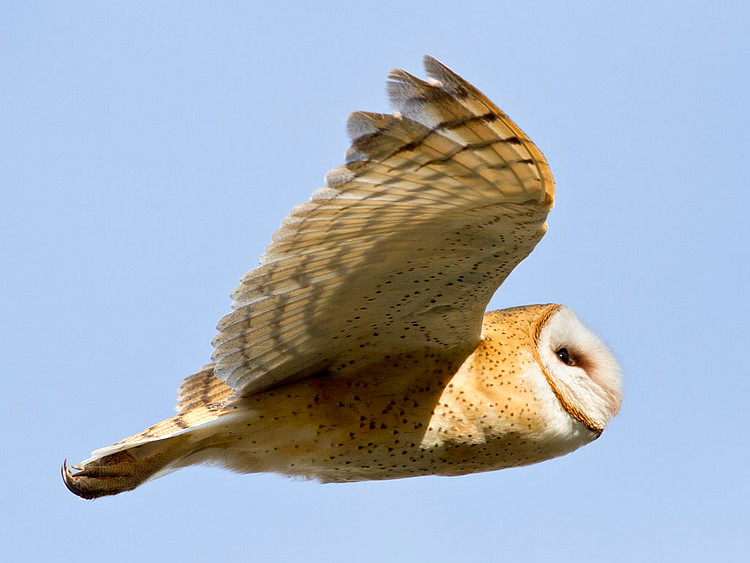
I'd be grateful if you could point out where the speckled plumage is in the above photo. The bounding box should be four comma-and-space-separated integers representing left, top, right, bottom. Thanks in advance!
63, 57, 622, 499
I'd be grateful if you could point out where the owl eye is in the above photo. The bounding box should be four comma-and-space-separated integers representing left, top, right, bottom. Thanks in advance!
556, 347, 576, 366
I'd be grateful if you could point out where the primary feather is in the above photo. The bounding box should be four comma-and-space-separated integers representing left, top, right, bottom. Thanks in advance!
212, 55, 554, 396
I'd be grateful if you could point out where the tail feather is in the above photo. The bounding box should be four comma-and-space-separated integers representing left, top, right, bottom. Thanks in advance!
175, 364, 233, 414
86, 404, 225, 463
64, 403, 239, 499
64, 364, 236, 499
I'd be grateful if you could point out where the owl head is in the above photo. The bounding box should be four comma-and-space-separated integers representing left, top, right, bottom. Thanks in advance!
531, 305, 622, 433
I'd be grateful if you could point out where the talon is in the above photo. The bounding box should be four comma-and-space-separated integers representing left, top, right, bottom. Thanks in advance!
61, 458, 100, 500
71, 464, 84, 471
61, 459, 85, 498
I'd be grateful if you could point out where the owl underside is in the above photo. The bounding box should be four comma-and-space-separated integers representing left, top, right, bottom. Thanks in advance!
63, 308, 597, 498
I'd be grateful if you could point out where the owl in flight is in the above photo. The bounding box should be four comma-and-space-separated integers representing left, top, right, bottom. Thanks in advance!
63, 56, 622, 499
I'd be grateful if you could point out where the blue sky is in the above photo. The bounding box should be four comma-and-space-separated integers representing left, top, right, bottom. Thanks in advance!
2, 2, 748, 561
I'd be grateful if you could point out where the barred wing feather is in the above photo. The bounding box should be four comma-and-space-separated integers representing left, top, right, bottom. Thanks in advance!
212, 56, 555, 395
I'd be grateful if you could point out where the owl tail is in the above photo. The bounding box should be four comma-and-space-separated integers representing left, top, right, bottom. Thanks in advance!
62, 405, 245, 499
63, 365, 240, 499
62, 429, 191, 499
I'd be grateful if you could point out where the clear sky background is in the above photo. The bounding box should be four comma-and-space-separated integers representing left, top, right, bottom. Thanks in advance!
2, 2, 748, 561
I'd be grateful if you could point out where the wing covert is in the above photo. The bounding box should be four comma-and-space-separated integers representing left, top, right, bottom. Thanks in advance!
212, 56, 555, 395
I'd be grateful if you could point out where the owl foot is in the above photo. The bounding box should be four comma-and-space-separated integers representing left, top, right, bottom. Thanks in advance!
62, 450, 146, 500
62, 435, 191, 499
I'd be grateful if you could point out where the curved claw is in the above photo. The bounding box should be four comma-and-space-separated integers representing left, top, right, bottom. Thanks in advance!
61, 455, 137, 500
61, 459, 96, 500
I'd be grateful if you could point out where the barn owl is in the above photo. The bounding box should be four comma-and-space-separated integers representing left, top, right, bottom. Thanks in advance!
63, 56, 622, 499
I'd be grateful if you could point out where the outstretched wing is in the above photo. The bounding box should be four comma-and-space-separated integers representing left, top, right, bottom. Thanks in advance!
212, 56, 555, 395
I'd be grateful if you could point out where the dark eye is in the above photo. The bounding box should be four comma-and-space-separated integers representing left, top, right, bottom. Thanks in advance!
556, 347, 575, 366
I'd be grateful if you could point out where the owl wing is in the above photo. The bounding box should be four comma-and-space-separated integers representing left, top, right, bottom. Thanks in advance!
212, 56, 555, 395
